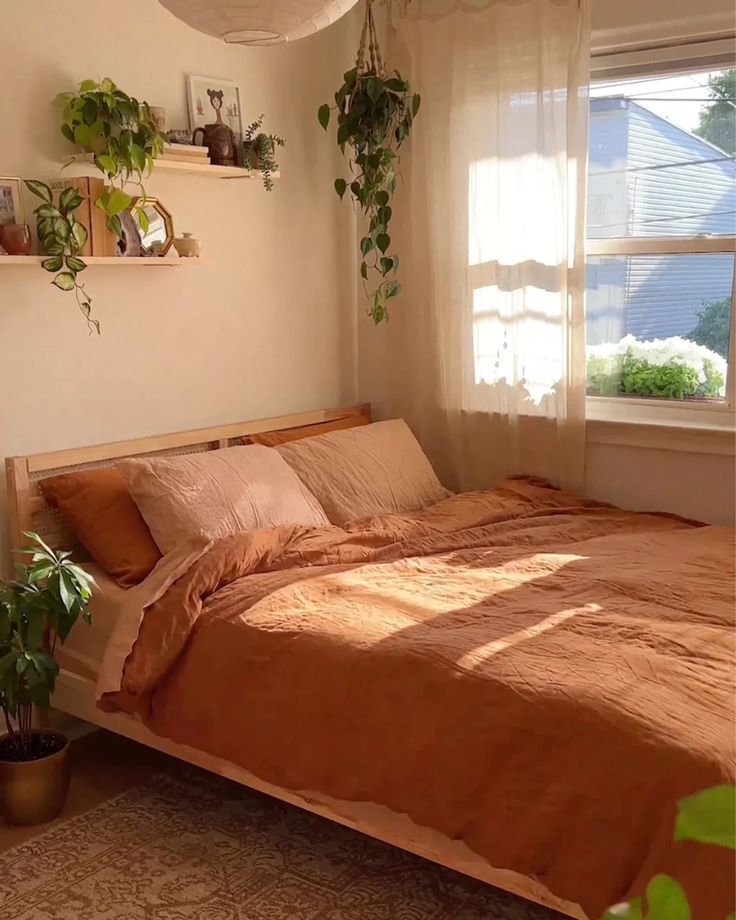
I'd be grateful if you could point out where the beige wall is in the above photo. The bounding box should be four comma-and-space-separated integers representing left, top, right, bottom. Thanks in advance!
586, 443, 734, 525
0, 0, 360, 562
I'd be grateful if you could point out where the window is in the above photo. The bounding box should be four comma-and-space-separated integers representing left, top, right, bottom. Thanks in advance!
585, 66, 736, 420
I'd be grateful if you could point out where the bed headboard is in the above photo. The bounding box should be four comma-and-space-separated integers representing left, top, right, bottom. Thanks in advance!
5, 403, 371, 561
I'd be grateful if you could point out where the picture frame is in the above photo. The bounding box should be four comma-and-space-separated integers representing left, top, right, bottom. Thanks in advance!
0, 177, 24, 227
186, 75, 243, 140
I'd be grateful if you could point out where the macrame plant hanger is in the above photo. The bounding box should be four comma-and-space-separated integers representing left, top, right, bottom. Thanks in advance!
355, 0, 387, 82
354, 0, 413, 84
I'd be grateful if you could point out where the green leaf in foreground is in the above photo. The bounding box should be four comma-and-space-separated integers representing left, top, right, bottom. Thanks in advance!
51, 272, 76, 292
41, 256, 63, 273
58, 187, 82, 214
70, 221, 88, 251
24, 179, 52, 204
106, 188, 131, 216
645, 875, 690, 920
674, 785, 736, 849
94, 153, 117, 176
137, 207, 149, 235
65, 256, 86, 273
318, 104, 330, 130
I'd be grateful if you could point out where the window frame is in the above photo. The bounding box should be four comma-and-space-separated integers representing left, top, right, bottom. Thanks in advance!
585, 45, 736, 432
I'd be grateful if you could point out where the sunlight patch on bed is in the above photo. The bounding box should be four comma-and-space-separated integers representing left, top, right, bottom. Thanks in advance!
457, 603, 602, 670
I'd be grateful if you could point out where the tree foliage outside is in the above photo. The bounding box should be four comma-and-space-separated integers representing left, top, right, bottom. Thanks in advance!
688, 297, 731, 359
693, 69, 736, 155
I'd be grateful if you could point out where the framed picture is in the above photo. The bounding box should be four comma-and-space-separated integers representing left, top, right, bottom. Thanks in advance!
0, 177, 24, 227
186, 75, 243, 139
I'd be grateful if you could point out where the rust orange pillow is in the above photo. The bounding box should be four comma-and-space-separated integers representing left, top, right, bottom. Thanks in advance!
39, 469, 161, 587
247, 414, 370, 447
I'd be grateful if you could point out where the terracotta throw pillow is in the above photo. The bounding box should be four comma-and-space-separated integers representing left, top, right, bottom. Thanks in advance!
39, 469, 162, 588
118, 444, 329, 555
248, 414, 370, 447
275, 419, 450, 525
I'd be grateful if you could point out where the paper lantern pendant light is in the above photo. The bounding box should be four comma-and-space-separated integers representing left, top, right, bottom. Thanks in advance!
158, 0, 362, 45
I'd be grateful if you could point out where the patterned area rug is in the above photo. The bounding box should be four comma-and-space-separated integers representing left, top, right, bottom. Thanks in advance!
0, 768, 564, 919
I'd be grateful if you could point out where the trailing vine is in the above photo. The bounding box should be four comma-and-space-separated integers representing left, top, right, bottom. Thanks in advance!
24, 180, 99, 335
318, 0, 420, 324
242, 114, 285, 191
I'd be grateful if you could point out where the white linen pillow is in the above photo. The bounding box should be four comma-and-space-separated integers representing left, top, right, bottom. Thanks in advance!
275, 419, 449, 525
118, 444, 329, 554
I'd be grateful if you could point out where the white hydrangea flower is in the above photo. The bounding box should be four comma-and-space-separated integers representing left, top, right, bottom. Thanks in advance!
587, 335, 726, 397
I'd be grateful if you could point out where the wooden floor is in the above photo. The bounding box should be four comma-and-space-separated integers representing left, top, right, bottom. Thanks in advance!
0, 730, 174, 854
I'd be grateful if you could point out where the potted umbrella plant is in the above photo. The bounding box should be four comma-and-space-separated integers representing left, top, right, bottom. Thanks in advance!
0, 533, 95, 825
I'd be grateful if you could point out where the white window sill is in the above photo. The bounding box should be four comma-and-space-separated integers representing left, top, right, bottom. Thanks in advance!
587, 397, 735, 455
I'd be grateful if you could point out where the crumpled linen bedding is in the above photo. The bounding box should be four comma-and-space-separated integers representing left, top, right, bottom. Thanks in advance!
99, 479, 736, 919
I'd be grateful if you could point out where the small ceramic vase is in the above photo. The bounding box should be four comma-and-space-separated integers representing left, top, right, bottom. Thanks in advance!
149, 106, 167, 133
173, 233, 201, 258
0, 223, 32, 256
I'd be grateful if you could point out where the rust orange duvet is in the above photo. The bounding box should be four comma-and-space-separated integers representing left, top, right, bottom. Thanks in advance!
101, 480, 736, 919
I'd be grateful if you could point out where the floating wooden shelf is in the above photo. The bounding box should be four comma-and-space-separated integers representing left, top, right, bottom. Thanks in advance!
0, 255, 200, 266
67, 153, 279, 181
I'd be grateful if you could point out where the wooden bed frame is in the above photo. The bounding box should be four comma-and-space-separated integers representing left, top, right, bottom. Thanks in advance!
5, 403, 586, 920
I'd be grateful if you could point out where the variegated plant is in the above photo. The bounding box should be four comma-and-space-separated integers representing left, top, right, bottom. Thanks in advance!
24, 180, 98, 334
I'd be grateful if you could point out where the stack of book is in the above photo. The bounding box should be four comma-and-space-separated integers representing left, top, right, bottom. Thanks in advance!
161, 143, 211, 165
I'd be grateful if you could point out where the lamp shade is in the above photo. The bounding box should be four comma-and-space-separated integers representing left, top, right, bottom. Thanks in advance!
158, 0, 361, 45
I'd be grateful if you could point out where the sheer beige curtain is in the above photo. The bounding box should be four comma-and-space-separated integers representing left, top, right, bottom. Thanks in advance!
366, 0, 590, 492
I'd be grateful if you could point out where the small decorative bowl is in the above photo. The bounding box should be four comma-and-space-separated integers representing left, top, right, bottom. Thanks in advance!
173, 233, 201, 258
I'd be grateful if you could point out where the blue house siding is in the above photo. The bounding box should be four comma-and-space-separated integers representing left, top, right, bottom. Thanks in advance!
625, 103, 735, 237
587, 99, 630, 240
586, 98, 735, 346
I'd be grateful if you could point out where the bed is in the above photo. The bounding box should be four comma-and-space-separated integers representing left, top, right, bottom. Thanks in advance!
6, 403, 735, 920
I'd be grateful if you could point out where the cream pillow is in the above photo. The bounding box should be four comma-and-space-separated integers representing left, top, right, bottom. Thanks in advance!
118, 444, 329, 554
275, 419, 449, 525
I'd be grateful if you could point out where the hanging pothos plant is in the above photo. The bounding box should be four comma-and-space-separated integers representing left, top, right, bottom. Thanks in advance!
318, 0, 419, 324
56, 77, 165, 237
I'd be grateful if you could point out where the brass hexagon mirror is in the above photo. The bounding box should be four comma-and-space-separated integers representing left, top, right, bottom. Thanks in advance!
130, 197, 175, 256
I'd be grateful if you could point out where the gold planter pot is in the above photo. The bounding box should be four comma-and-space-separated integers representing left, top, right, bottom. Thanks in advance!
0, 730, 70, 826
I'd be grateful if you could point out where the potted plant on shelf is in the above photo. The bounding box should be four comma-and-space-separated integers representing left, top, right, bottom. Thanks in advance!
0, 533, 95, 826
242, 114, 285, 191
22, 78, 166, 333
56, 77, 165, 238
